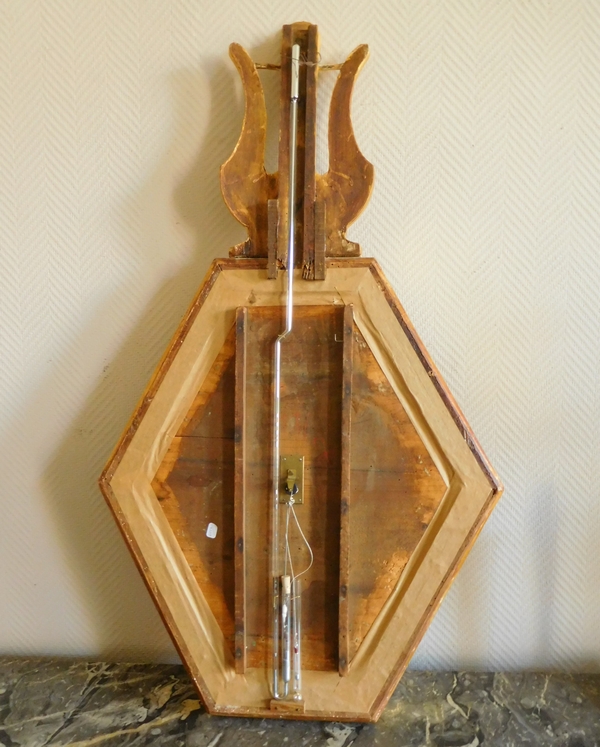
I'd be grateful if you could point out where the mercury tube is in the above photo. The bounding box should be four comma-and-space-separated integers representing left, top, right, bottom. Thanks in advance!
271, 42, 302, 701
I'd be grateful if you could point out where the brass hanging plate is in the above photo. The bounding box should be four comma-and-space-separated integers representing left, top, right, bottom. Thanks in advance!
280, 455, 304, 504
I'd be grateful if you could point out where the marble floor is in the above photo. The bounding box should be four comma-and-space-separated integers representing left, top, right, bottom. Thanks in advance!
0, 658, 599, 746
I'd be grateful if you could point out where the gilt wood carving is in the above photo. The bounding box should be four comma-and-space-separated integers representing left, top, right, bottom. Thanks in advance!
100, 23, 502, 722
221, 23, 373, 277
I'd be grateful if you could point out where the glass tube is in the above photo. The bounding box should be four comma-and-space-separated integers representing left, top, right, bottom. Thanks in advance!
271, 42, 301, 700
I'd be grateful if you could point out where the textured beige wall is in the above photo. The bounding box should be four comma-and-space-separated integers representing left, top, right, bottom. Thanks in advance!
1, 0, 600, 670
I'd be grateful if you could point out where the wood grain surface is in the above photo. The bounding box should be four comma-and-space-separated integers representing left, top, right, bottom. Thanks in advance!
152, 300, 447, 676
242, 305, 343, 671
223, 26, 373, 268
102, 259, 502, 720
152, 325, 237, 659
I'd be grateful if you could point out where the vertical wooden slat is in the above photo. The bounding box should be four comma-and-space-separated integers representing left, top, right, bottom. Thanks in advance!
302, 24, 319, 279
277, 22, 320, 274
314, 201, 326, 280
234, 306, 247, 672
267, 198, 279, 279
277, 25, 293, 267
339, 303, 353, 676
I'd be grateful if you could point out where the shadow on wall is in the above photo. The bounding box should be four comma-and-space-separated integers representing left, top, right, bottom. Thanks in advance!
38, 34, 279, 661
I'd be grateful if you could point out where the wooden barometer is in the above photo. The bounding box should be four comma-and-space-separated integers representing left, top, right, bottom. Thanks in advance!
99, 23, 502, 722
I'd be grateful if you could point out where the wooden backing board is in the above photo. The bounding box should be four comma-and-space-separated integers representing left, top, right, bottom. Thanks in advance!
151, 298, 448, 679
234, 308, 247, 672
151, 328, 237, 656
338, 304, 353, 676
242, 305, 343, 671
100, 258, 502, 722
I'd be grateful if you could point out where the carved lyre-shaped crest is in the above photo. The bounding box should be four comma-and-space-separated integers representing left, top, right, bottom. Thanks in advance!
220, 23, 374, 279
220, 44, 277, 258
316, 44, 373, 258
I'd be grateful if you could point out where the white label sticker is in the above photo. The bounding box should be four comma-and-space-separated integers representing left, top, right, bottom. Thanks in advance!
206, 523, 218, 539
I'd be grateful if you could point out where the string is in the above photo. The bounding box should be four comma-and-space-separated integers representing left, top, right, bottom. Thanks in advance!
255, 62, 342, 70
255, 52, 342, 71
284, 504, 295, 580
290, 503, 314, 582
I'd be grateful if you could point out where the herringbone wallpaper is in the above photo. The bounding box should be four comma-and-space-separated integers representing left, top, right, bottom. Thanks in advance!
1, 0, 599, 670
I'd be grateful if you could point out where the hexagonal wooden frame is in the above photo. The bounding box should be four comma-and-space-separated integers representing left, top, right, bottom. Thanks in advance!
99, 257, 502, 722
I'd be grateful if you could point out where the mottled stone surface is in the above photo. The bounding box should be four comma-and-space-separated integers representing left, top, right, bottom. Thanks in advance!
0, 659, 599, 746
